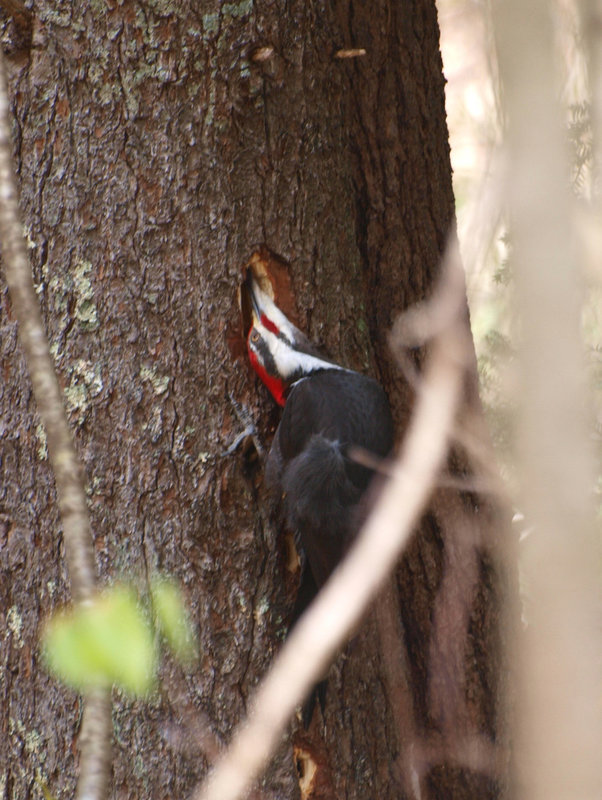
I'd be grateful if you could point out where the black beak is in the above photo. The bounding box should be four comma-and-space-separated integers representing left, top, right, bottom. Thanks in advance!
240, 269, 261, 338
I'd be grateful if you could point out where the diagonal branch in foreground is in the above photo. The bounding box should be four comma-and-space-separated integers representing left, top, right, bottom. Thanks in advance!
192, 251, 470, 800
0, 49, 111, 800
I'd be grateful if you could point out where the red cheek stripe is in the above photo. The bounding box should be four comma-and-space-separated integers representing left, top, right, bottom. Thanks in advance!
249, 350, 287, 406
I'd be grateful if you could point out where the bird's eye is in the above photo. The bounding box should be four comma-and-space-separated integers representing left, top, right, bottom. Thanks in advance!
250, 330, 260, 344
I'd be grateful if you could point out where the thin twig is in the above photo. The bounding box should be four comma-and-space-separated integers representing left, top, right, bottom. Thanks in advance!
389, 250, 467, 350
191, 254, 469, 800
347, 444, 502, 495
0, 49, 111, 800
412, 732, 508, 779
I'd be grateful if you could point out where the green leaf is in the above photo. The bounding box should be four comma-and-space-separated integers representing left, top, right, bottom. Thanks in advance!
42, 585, 156, 696
151, 577, 197, 663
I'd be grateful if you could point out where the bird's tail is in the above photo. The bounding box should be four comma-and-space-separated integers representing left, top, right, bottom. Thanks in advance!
281, 435, 359, 579
281, 435, 361, 727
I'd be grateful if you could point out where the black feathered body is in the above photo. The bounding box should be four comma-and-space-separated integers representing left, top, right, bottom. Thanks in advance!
266, 368, 393, 591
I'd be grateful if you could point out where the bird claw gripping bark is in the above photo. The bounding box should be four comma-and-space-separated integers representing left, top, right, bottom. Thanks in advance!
223, 393, 266, 459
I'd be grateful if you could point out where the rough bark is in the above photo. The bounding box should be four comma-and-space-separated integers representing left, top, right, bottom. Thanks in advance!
0, 2, 507, 799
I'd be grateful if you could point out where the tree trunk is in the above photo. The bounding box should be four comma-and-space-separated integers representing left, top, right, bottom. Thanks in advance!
0, 2, 508, 799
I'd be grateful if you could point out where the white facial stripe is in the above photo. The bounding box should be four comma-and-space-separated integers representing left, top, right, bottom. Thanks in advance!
252, 284, 304, 345
255, 320, 342, 380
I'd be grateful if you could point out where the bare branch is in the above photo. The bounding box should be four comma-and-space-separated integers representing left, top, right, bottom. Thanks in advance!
493, 1, 602, 798
0, 49, 111, 800
75, 688, 112, 800
348, 444, 503, 496
373, 577, 420, 797
427, 490, 480, 735
191, 250, 470, 800
581, 0, 602, 191
389, 250, 467, 349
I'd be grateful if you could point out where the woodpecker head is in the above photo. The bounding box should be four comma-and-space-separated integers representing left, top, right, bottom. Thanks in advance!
240, 270, 340, 406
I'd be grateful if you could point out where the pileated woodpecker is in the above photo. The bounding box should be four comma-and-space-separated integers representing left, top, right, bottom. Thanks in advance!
240, 269, 394, 722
